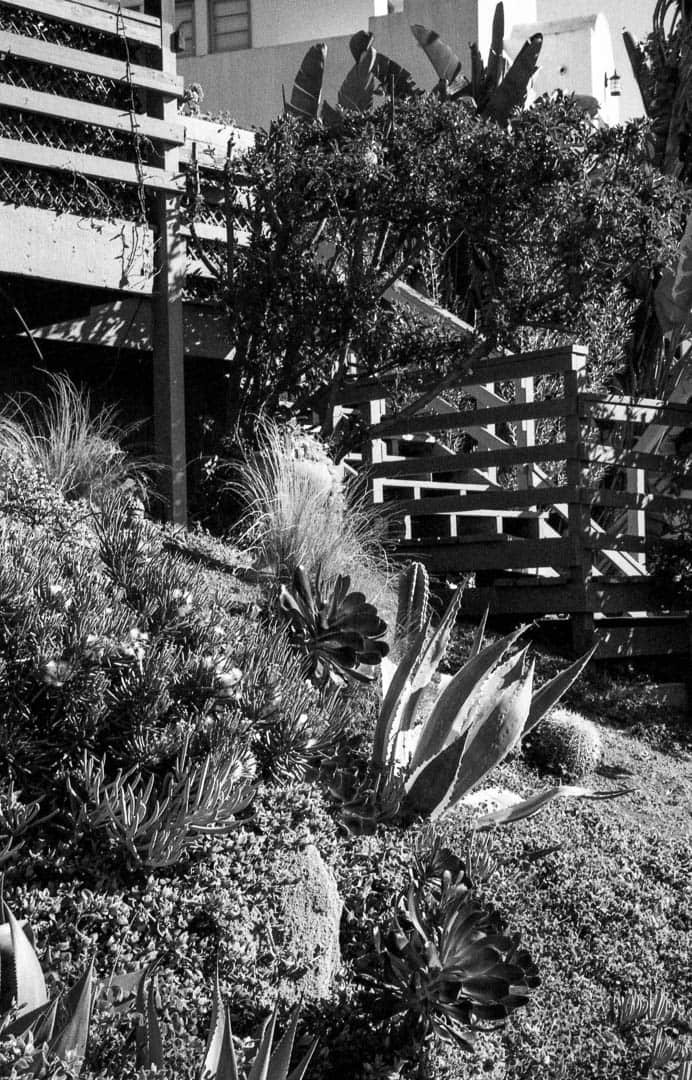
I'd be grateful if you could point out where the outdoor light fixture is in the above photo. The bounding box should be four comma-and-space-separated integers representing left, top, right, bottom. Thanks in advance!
605, 70, 621, 97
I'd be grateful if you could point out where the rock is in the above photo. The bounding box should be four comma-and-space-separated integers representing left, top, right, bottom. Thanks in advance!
266, 843, 342, 1004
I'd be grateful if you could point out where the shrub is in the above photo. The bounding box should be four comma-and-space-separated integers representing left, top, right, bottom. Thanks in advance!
0, 371, 149, 502
524, 707, 603, 782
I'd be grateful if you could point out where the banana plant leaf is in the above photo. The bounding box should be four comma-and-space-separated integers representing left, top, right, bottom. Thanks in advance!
411, 24, 462, 84
470, 41, 486, 104
623, 30, 653, 115
472, 785, 635, 829
485, 3, 505, 94
350, 32, 419, 100
338, 46, 378, 112
286, 43, 327, 120
670, 214, 692, 320
483, 33, 542, 124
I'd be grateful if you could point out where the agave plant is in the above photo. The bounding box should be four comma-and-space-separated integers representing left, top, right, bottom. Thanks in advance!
0, 894, 317, 1079
374, 863, 539, 1048
279, 565, 389, 686
332, 563, 631, 831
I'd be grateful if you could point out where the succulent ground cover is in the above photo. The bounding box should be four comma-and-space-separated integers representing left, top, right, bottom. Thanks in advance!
0, 466, 690, 1079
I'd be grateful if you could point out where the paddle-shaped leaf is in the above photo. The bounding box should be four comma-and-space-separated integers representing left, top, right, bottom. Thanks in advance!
523, 645, 596, 735
349, 31, 419, 98
338, 46, 377, 112
286, 43, 327, 120
486, 3, 505, 92
483, 33, 542, 124
472, 785, 635, 829
411, 24, 462, 84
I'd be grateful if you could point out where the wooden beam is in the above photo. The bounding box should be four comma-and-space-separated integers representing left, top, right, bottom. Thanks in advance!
386, 485, 576, 516
0, 29, 183, 97
0, 83, 185, 145
371, 398, 569, 437
395, 537, 576, 571
369, 442, 573, 479
384, 279, 475, 337
593, 619, 690, 659
0, 137, 181, 192
583, 443, 670, 472
1, 0, 162, 47
0, 202, 154, 291
579, 393, 692, 427
146, 0, 186, 525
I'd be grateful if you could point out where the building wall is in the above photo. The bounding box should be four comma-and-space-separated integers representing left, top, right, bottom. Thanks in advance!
537, 0, 651, 122
510, 13, 619, 125
180, 0, 542, 127
251, 0, 388, 48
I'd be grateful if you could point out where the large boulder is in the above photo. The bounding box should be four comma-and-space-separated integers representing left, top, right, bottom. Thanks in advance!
266, 843, 342, 1004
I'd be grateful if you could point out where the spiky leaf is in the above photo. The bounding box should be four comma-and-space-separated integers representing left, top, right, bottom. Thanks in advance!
2, 905, 48, 1017
472, 785, 634, 829
523, 646, 596, 735
49, 962, 94, 1076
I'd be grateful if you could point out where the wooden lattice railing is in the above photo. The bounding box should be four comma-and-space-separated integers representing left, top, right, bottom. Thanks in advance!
338, 345, 692, 656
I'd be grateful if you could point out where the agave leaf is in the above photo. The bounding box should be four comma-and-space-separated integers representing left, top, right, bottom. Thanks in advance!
268, 1005, 318, 1080
411, 24, 462, 83
286, 1041, 319, 1080
201, 975, 239, 1080
134, 965, 163, 1070
409, 626, 527, 773
49, 961, 95, 1076
2, 998, 56, 1040
402, 733, 470, 818
247, 1010, 277, 1080
447, 661, 535, 811
338, 46, 377, 112
3, 904, 48, 1016
523, 646, 596, 736
486, 3, 505, 92
469, 606, 489, 658
373, 620, 430, 768
483, 33, 542, 124
286, 44, 327, 121
472, 785, 635, 829
410, 587, 463, 694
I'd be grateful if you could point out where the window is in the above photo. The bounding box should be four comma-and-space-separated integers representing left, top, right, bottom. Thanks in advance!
174, 0, 194, 56
211, 0, 250, 53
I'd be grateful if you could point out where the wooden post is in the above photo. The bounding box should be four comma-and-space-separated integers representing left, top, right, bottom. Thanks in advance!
515, 375, 536, 490
626, 466, 647, 567
564, 347, 594, 655
146, 0, 187, 524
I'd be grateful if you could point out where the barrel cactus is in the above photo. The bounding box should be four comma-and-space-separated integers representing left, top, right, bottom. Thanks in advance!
524, 707, 603, 782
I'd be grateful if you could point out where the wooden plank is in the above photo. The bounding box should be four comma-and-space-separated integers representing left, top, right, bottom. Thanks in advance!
371, 398, 569, 437
586, 534, 682, 554
0, 136, 181, 192
384, 279, 474, 337
459, 583, 589, 615
0, 0, 162, 46
0, 29, 183, 97
180, 221, 251, 246
0, 202, 154, 290
580, 393, 692, 428
456, 346, 588, 388
0, 83, 185, 146
586, 579, 690, 613
590, 490, 692, 512
388, 485, 576, 516
179, 117, 255, 169
582, 443, 670, 472
593, 620, 690, 659
395, 537, 576, 572
369, 442, 573, 479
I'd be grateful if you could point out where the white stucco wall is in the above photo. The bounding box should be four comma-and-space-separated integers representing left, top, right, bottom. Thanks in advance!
537, 0, 651, 121
511, 13, 618, 124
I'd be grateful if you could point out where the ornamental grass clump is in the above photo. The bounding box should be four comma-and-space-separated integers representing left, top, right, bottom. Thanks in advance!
229, 416, 389, 600
0, 371, 150, 502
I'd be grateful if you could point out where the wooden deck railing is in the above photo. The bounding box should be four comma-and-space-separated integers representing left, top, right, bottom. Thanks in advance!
338, 345, 692, 652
